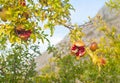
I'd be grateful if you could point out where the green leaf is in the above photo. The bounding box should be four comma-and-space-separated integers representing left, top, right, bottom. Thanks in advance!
50, 26, 54, 37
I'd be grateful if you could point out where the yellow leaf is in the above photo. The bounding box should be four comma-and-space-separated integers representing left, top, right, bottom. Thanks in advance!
9, 35, 15, 43
16, 37, 21, 44
30, 33, 36, 43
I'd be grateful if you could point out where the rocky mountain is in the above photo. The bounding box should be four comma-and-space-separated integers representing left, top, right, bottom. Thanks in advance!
35, 5, 120, 72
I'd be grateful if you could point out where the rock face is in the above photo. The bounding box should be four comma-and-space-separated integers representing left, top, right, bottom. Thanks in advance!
35, 5, 120, 72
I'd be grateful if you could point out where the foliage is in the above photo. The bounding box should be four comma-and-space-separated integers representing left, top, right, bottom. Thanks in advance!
38, 54, 120, 83
0, 44, 36, 83
69, 24, 85, 43
0, 0, 74, 83
0, 0, 73, 44
106, 0, 120, 10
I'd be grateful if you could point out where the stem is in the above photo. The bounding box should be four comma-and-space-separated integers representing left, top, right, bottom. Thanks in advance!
86, 48, 94, 58
62, 23, 73, 30
79, 21, 93, 28
57, 21, 73, 30
61, 21, 93, 31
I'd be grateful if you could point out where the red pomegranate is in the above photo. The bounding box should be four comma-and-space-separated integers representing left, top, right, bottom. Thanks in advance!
71, 41, 85, 58
15, 25, 32, 40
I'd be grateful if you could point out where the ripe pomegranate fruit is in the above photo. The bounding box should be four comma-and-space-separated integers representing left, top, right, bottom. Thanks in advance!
71, 41, 85, 58
15, 25, 32, 40
90, 42, 98, 51
99, 58, 106, 66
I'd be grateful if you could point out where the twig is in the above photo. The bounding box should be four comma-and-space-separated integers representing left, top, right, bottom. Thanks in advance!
79, 21, 93, 28
62, 23, 73, 30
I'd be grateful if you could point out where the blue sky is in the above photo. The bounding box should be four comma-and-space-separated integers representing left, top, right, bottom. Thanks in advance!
40, 0, 108, 52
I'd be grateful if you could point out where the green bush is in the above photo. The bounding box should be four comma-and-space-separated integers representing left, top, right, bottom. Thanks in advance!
0, 44, 36, 83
